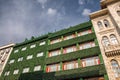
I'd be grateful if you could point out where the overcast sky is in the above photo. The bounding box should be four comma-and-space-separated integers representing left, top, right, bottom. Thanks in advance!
0, 0, 100, 46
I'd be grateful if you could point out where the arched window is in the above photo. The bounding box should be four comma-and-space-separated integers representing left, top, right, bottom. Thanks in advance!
97, 21, 103, 28
117, 11, 120, 16
110, 34, 118, 45
102, 36, 110, 46
103, 19, 110, 27
111, 60, 120, 77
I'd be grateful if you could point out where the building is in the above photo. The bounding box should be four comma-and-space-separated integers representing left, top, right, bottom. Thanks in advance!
0, 43, 15, 76
90, 0, 120, 80
0, 21, 108, 80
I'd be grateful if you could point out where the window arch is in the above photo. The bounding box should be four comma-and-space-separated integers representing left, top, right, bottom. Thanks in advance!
111, 60, 120, 77
102, 36, 110, 46
97, 21, 103, 28
110, 34, 118, 45
117, 11, 120, 16
103, 19, 110, 27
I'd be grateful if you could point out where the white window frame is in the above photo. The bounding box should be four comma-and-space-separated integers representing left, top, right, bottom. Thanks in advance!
39, 41, 46, 46
81, 56, 100, 67
64, 34, 75, 40
13, 69, 19, 75
47, 64, 60, 72
63, 46, 76, 54
22, 68, 30, 73
26, 55, 33, 60
4, 71, 10, 76
9, 59, 15, 64
14, 50, 19, 53
34, 65, 41, 71
50, 38, 61, 44
63, 61, 78, 70
30, 44, 36, 48
21, 47, 27, 51
37, 52, 43, 57
49, 50, 61, 57
18, 57, 23, 62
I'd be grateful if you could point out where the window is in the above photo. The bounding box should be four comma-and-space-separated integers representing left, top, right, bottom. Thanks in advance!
103, 19, 110, 27
46, 64, 60, 72
13, 69, 19, 74
21, 47, 27, 51
6, 48, 11, 53
50, 38, 61, 44
111, 60, 120, 77
110, 34, 118, 45
27, 55, 33, 60
78, 29, 92, 36
0, 50, 4, 55
39, 41, 46, 46
36, 52, 43, 57
34, 65, 41, 71
22, 67, 30, 73
79, 41, 95, 50
97, 21, 103, 28
81, 56, 100, 67
63, 46, 76, 54
9, 59, 15, 64
63, 61, 78, 70
64, 34, 75, 40
102, 36, 110, 46
14, 50, 18, 53
4, 71, 10, 76
117, 11, 120, 16
30, 44, 36, 48
18, 57, 23, 62
48, 49, 61, 57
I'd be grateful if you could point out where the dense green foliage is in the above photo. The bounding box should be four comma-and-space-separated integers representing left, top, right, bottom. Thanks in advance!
0, 21, 108, 80
18, 64, 106, 80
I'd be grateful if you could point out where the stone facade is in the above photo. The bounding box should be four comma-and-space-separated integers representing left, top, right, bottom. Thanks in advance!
0, 44, 14, 76
90, 0, 120, 80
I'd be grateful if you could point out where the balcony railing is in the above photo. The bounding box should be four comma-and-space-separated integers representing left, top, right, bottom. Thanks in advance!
104, 44, 120, 57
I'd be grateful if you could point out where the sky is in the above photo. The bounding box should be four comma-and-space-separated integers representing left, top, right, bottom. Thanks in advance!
0, 0, 101, 46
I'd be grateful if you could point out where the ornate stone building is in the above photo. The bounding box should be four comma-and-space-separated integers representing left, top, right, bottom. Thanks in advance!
0, 44, 14, 76
90, 0, 120, 80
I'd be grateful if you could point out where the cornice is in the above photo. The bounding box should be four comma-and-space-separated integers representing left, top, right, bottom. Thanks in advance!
90, 9, 108, 19
0, 43, 15, 50
101, 0, 119, 9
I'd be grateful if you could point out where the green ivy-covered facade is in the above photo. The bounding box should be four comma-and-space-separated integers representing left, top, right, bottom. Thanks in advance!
0, 21, 108, 80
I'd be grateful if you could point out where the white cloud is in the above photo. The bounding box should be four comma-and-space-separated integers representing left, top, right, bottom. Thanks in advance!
37, 0, 47, 8
78, 0, 84, 5
82, 8, 91, 16
47, 8, 57, 16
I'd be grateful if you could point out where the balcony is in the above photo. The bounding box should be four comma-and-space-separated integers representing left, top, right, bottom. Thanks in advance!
43, 64, 106, 80
104, 44, 120, 57
46, 46, 100, 64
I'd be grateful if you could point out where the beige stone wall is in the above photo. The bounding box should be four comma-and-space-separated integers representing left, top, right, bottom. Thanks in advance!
90, 0, 120, 80
0, 44, 14, 76
107, 1, 120, 32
